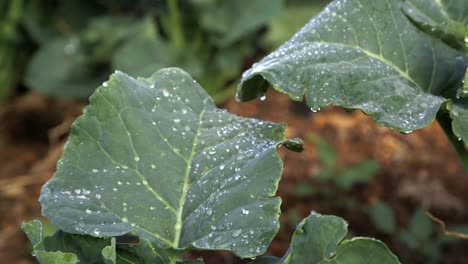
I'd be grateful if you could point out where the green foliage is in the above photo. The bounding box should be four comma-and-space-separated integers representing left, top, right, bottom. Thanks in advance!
294, 134, 379, 198
0, 0, 27, 104
17, 0, 283, 102
237, 0, 468, 160
369, 201, 397, 235
24, 68, 398, 263
368, 205, 468, 264
251, 212, 400, 264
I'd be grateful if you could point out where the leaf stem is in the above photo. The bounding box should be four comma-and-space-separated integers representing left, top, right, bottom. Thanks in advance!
167, 0, 184, 50
436, 111, 468, 170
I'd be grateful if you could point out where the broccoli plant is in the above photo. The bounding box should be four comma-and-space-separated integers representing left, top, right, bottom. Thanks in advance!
23, 0, 468, 262
22, 68, 399, 263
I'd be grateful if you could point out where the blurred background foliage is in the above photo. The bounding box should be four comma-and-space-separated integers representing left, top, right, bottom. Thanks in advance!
0, 0, 329, 104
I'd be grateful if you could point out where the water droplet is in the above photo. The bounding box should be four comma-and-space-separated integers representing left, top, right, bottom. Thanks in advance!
207, 209, 213, 215
260, 95, 266, 101
134, 156, 140, 162
242, 208, 250, 215
95, 194, 101, 199
103, 82, 108, 87
232, 230, 241, 237
86, 209, 92, 214
219, 164, 225, 170
174, 118, 180, 123
92, 169, 98, 173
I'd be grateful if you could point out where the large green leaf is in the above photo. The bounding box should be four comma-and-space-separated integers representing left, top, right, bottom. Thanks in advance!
192, 0, 284, 47
402, 0, 467, 50
237, 0, 467, 136
250, 212, 400, 264
40, 68, 302, 258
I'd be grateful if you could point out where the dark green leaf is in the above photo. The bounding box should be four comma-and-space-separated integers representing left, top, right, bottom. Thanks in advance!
24, 37, 106, 98
237, 0, 467, 138
111, 17, 201, 79
40, 68, 302, 258
408, 208, 433, 243
25, 16, 140, 98
337, 160, 379, 189
402, 0, 467, 50
449, 99, 468, 145
263, 0, 330, 49
193, 0, 284, 46
22, 220, 176, 263
369, 201, 396, 234
250, 212, 400, 264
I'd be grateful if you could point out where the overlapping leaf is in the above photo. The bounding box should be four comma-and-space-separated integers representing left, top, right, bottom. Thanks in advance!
40, 68, 302, 258
250, 212, 400, 264
402, 0, 467, 50
237, 0, 468, 139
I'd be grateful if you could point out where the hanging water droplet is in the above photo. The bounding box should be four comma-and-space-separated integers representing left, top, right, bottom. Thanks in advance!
103, 82, 108, 87
260, 95, 266, 101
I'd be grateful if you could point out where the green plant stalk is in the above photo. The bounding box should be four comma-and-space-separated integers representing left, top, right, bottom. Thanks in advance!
167, 0, 184, 50
436, 111, 468, 170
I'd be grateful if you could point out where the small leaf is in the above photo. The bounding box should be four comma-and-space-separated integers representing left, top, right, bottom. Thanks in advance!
369, 201, 397, 234
449, 99, 468, 145
408, 208, 433, 243
40, 68, 302, 258
102, 238, 116, 264
21, 220, 78, 264
250, 212, 400, 264
237, 0, 467, 140
308, 134, 337, 169
337, 160, 379, 189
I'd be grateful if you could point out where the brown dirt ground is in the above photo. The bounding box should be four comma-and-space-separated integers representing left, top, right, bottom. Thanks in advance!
1, 89, 467, 263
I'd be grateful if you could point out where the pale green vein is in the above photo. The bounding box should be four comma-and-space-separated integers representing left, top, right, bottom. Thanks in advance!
434, 0, 452, 21
355, 0, 383, 55
302, 40, 421, 91
428, 43, 437, 93
388, 1, 409, 73
74, 122, 177, 214
95, 198, 174, 246
173, 98, 208, 247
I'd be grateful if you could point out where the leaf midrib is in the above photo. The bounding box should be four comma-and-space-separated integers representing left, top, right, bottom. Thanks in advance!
173, 98, 208, 247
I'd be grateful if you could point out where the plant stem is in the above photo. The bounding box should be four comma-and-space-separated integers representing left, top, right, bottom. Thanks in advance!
167, 0, 184, 50
436, 111, 468, 170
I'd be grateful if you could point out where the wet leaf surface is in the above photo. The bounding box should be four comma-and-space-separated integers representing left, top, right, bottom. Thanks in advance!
39, 68, 302, 259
